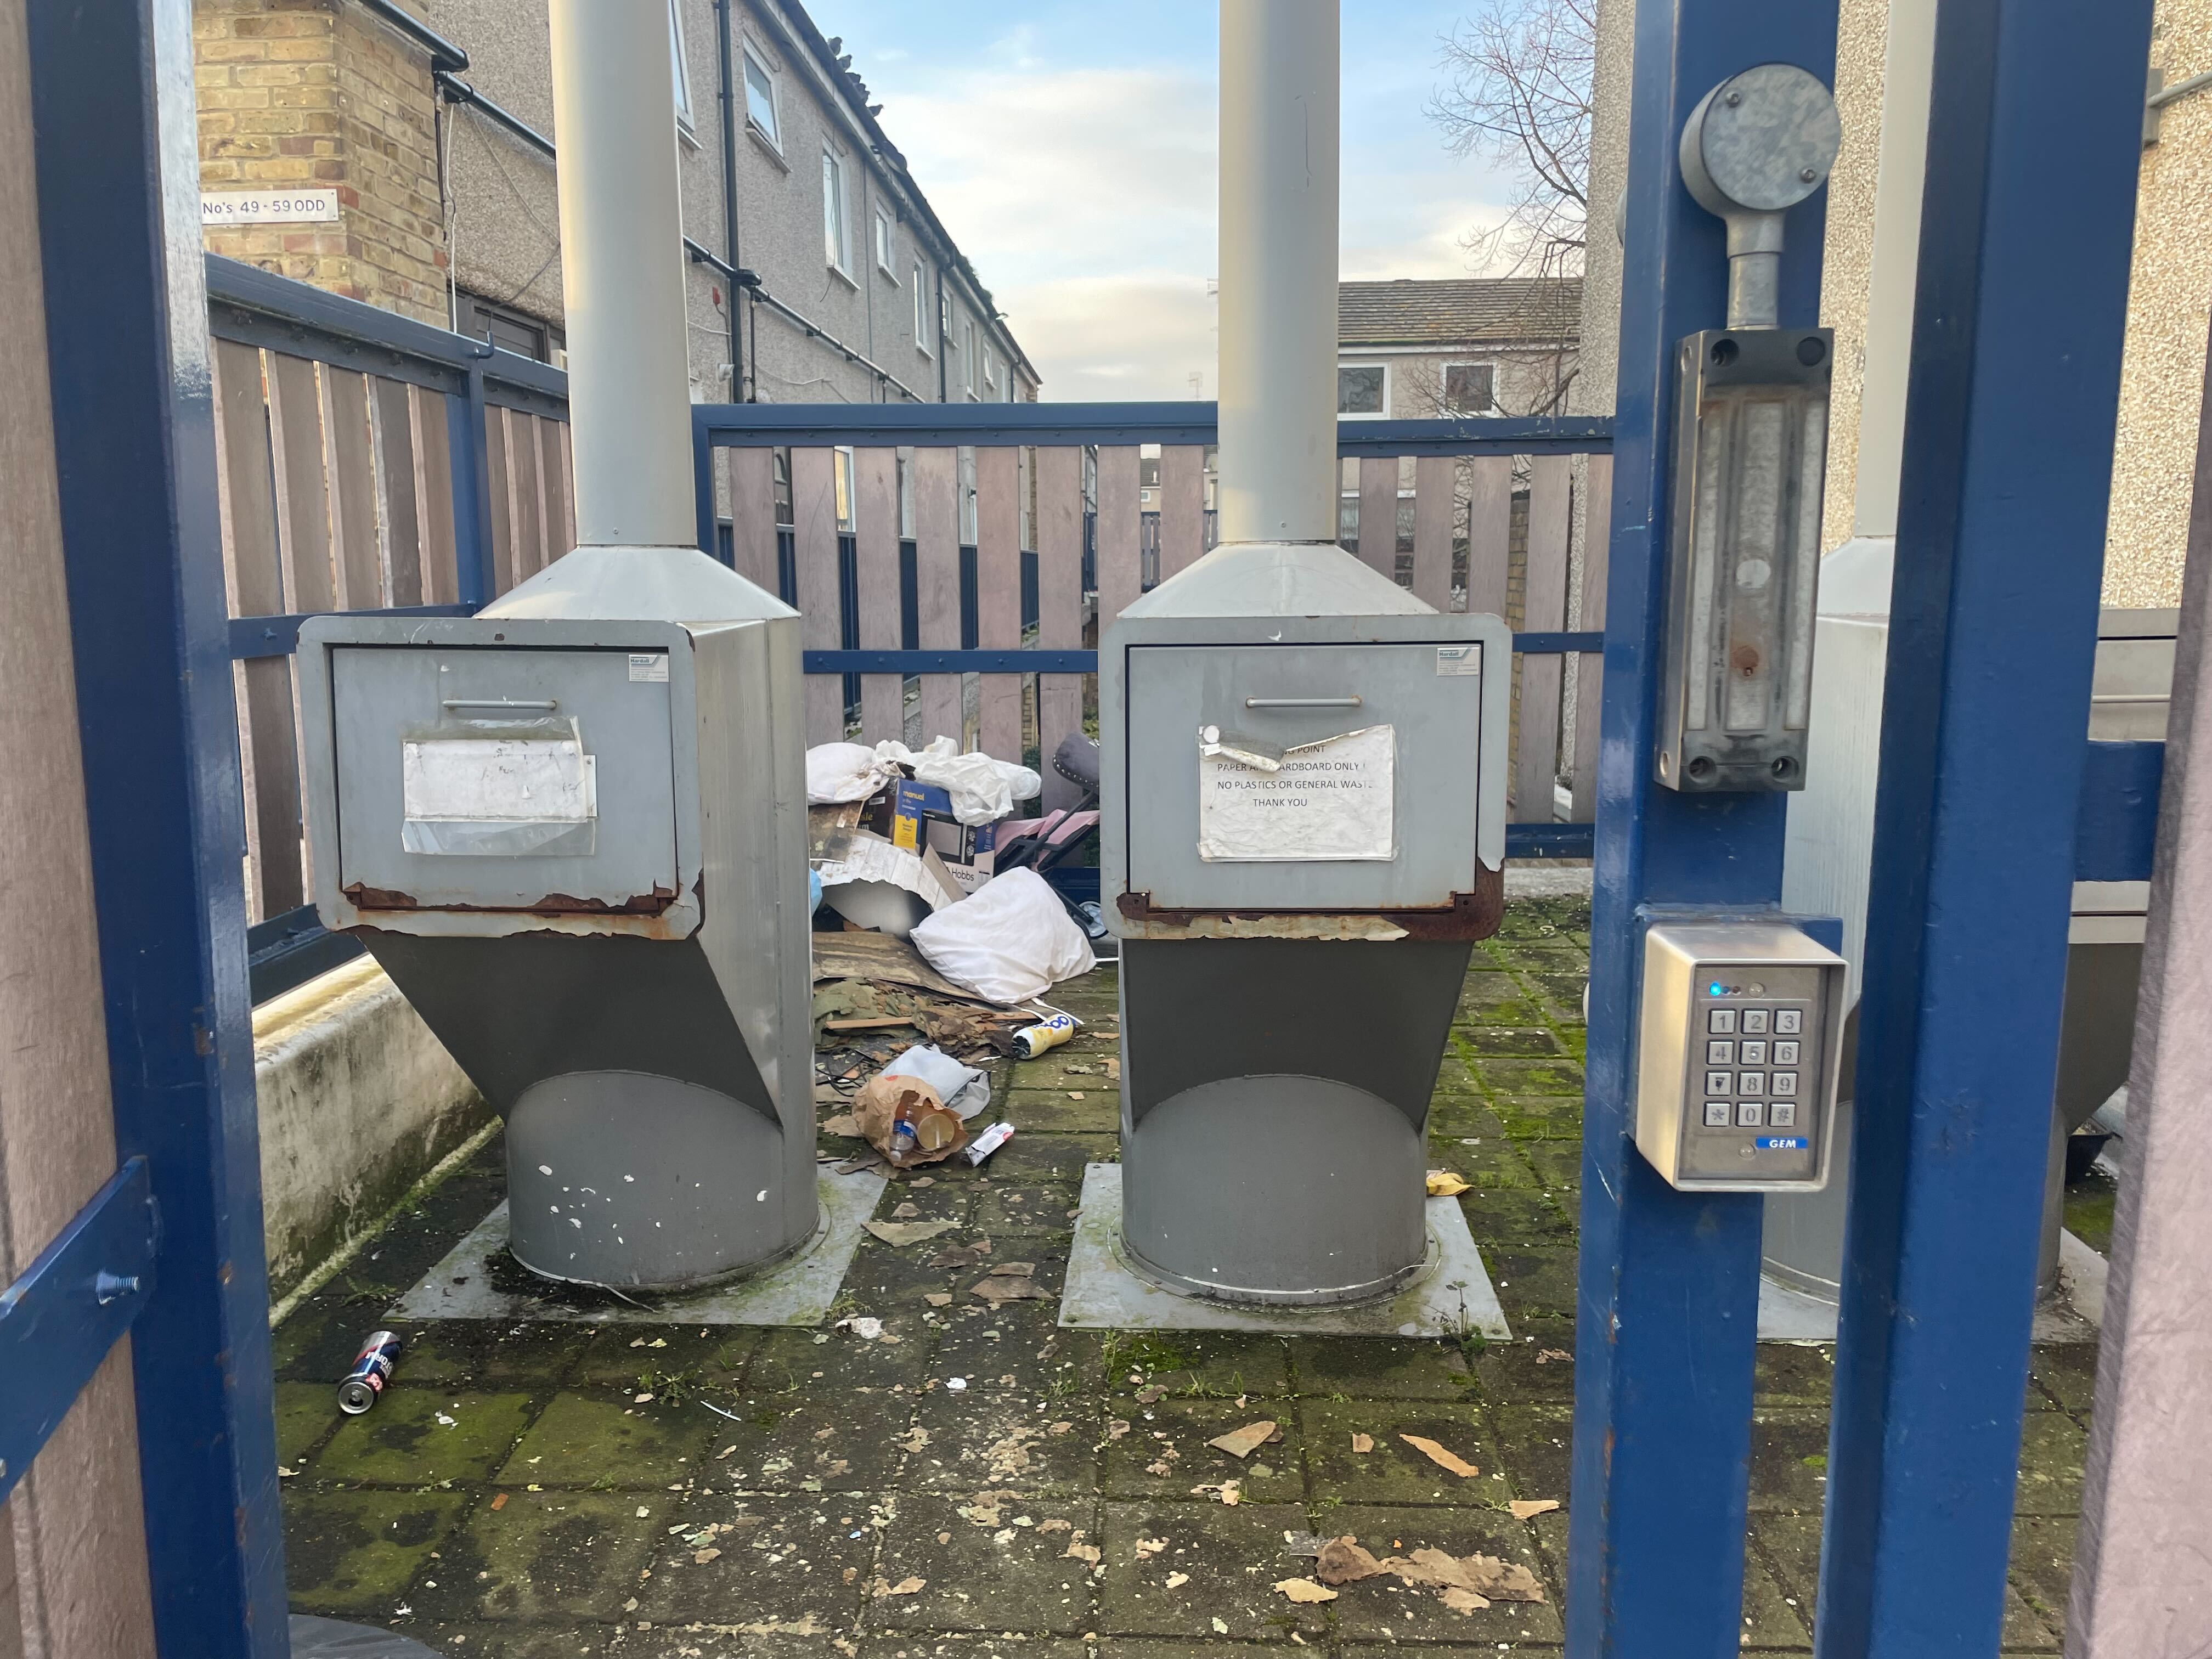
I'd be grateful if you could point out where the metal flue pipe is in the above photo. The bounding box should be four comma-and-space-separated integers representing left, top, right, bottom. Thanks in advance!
547, 0, 696, 549
1215, 0, 1341, 547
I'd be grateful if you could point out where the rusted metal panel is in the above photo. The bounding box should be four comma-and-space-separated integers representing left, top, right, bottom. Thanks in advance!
1116, 865, 1504, 943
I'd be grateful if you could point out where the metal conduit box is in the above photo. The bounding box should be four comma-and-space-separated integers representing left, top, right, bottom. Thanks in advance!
1102, 545, 1511, 1305
297, 594, 815, 1291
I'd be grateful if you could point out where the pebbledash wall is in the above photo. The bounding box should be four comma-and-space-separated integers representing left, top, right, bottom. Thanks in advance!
196, 0, 449, 325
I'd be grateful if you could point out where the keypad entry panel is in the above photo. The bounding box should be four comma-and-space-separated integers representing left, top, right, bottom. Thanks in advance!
1634, 921, 1846, 1191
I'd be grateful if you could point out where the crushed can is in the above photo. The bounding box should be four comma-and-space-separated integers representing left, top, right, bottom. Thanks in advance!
337, 1329, 404, 1415
1012, 1013, 1077, 1060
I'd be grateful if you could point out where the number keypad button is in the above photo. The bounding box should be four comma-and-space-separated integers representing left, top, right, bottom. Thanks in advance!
1708, 1008, 1738, 1034
1703, 1101, 1731, 1127
1741, 1009, 1771, 1035
1706, 1040, 1735, 1064
1737, 1071, 1767, 1094
1769, 1102, 1797, 1127
1774, 1040, 1799, 1065
1740, 1040, 1768, 1065
1771, 1071, 1798, 1097
1774, 1009, 1802, 1035
1736, 1102, 1765, 1128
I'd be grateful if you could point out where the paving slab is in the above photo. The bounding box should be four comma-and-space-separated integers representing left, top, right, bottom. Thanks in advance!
1060, 1164, 1510, 1341
391, 1170, 888, 1327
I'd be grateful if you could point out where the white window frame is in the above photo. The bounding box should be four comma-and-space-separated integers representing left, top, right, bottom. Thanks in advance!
822, 147, 851, 276
983, 346, 996, 392
962, 319, 977, 398
741, 41, 781, 154
874, 209, 896, 277
1441, 360, 1499, 415
1337, 361, 1390, 419
911, 259, 932, 355
668, 0, 696, 137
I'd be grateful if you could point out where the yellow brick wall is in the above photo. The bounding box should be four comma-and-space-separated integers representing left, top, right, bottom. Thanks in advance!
195, 0, 447, 327
2107, 0, 2212, 607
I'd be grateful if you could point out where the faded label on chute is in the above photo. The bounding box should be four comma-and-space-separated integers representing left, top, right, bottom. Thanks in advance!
1196, 724, 1396, 862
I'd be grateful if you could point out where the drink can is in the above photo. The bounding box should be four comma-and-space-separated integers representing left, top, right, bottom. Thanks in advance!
337, 1329, 403, 1415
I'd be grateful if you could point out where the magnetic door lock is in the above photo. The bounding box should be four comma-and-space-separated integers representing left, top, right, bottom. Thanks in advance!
1658, 63, 1842, 794
1634, 920, 1846, 1191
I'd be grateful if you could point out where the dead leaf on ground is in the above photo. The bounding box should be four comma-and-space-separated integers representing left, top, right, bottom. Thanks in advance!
692, 1547, 721, 1565
893, 1426, 931, 1453
1164, 1571, 1189, 1589
970, 1267, 1050, 1306
1425, 1169, 1473, 1197
1064, 1540, 1101, 1564
1206, 1420, 1279, 1459
929, 1238, 994, 1268
863, 1219, 958, 1247
1274, 1578, 1338, 1604
821, 1114, 864, 1137
923, 1292, 953, 1307
871, 1576, 926, 1598
1375, 1547, 1548, 1604
1350, 1432, 1374, 1453
1401, 1434, 1480, 1478
1508, 1499, 1560, 1521
891, 1201, 922, 1218
1440, 1586, 1491, 1615
1133, 1385, 1167, 1405
1316, 1538, 1386, 1585
1134, 1537, 1168, 1559
1535, 1348, 1571, 1364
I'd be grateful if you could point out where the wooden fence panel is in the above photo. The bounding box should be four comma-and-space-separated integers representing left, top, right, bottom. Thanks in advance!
1410, 454, 1455, 611
789, 446, 844, 745
264, 352, 334, 612
1094, 444, 1143, 629
912, 446, 962, 744
975, 446, 1023, 763
854, 447, 902, 745
1571, 453, 1614, 822
508, 410, 544, 584
1516, 454, 1573, 819
539, 412, 573, 563
321, 366, 382, 608
411, 387, 458, 605
1357, 455, 1398, 580
1037, 446, 1085, 809
726, 446, 780, 594
1465, 455, 1514, 620
1158, 444, 1206, 583
210, 339, 303, 921
373, 377, 422, 606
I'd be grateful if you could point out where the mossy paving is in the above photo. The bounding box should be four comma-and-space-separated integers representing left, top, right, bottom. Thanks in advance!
273, 890, 2083, 1655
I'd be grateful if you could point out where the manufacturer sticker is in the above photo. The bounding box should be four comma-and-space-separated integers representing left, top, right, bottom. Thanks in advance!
1435, 644, 1482, 676
1754, 1137, 1808, 1151
628, 653, 669, 682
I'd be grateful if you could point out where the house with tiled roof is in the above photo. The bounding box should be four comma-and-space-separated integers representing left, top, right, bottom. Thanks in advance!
1336, 276, 1582, 419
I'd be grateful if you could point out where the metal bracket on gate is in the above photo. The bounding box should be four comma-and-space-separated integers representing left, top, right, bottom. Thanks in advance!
0, 1156, 159, 1504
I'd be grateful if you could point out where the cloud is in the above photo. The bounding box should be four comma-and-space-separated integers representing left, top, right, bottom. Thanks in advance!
880, 59, 1510, 399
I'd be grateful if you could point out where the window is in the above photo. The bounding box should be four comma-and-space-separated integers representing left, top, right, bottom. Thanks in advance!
911, 259, 930, 353
983, 347, 996, 392
1443, 362, 1497, 414
456, 290, 565, 364
874, 210, 896, 276
668, 0, 695, 134
822, 149, 850, 273
833, 447, 855, 532
962, 320, 977, 397
742, 43, 780, 150
1338, 364, 1387, 417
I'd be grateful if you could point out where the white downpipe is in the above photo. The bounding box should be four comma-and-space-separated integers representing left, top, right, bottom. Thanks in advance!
1216, 0, 1340, 546
546, 0, 695, 550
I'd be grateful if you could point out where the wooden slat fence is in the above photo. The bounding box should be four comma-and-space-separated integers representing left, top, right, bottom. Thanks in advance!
695, 408, 1612, 855
203, 256, 572, 971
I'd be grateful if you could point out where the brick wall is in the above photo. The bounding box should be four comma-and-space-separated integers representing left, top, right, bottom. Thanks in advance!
196, 0, 447, 327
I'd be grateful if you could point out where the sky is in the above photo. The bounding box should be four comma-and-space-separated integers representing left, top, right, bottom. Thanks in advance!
808, 1, 1516, 402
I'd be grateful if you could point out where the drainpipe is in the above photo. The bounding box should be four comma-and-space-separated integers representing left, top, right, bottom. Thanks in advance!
1215, 0, 1339, 546
713, 0, 746, 396
547, 0, 695, 548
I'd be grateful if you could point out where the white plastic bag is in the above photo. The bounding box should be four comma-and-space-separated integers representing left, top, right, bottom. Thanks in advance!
879, 1043, 992, 1120
908, 868, 1096, 1005
806, 742, 895, 805
874, 737, 1042, 826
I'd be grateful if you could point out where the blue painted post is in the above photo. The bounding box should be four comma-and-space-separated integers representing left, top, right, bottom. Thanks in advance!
452, 364, 499, 606
1565, 2, 1836, 1654
26, 1, 289, 1653
1815, 1, 2154, 1652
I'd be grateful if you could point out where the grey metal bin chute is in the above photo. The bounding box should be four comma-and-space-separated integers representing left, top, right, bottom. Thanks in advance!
1100, 0, 1513, 1306
295, 2, 816, 1291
